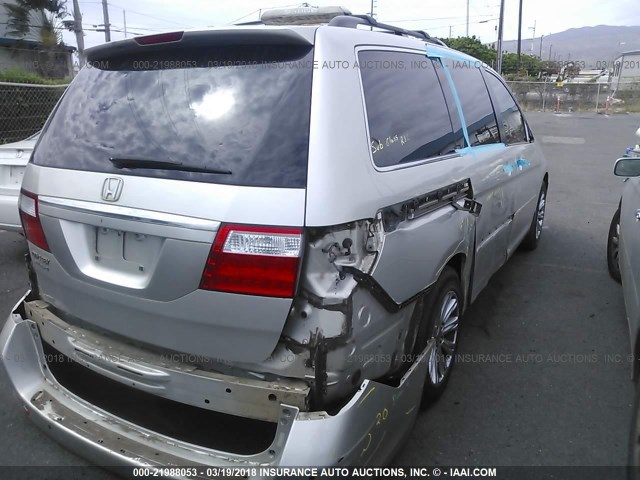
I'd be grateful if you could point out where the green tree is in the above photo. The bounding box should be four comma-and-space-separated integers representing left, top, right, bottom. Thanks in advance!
4, 0, 70, 77
501, 53, 542, 78
442, 36, 496, 66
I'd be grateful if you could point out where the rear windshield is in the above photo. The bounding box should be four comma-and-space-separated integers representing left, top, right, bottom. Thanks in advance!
33, 45, 314, 188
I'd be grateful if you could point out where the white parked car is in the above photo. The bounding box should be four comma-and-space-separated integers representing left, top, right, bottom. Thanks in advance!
0, 132, 39, 232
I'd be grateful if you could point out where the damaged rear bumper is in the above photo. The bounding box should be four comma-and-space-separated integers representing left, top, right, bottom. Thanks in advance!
1, 292, 432, 469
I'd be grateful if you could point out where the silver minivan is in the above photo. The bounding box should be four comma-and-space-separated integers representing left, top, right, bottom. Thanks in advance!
1, 7, 549, 469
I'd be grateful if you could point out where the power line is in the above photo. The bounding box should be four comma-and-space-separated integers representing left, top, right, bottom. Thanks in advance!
82, 23, 164, 32
0, 22, 60, 29
108, 3, 197, 28
227, 9, 260, 25
226, 3, 314, 25
385, 14, 495, 23
412, 17, 499, 32
80, 0, 200, 27
83, 26, 146, 36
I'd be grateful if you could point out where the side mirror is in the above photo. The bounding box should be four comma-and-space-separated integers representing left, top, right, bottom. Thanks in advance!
614, 157, 640, 177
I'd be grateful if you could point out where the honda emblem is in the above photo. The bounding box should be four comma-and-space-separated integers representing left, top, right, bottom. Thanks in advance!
102, 177, 123, 202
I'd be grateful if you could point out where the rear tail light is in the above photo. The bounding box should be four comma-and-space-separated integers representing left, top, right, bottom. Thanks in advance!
19, 189, 50, 251
200, 224, 303, 298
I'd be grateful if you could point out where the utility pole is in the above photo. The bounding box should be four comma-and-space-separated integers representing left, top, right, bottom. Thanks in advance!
528, 20, 536, 52
71, 0, 85, 65
101, 0, 111, 42
539, 34, 544, 58
548, 44, 553, 61
516, 0, 522, 70
369, 0, 376, 18
123, 10, 127, 37
496, 0, 505, 75
466, 0, 469, 36
449, 25, 452, 38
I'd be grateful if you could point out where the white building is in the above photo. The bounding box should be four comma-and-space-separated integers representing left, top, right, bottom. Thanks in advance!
0, 0, 74, 78
611, 50, 640, 93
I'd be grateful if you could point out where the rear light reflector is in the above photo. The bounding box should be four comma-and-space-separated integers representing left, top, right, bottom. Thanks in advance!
223, 230, 301, 257
19, 189, 49, 251
200, 225, 303, 298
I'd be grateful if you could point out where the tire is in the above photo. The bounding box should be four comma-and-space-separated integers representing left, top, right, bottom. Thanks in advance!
521, 182, 548, 251
414, 266, 462, 409
607, 208, 622, 284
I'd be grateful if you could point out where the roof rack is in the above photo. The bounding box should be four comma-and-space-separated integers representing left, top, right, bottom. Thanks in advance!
413, 30, 448, 47
328, 14, 447, 46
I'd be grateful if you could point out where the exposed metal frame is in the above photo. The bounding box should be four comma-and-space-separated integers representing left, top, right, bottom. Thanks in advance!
1, 291, 435, 467
25, 300, 310, 423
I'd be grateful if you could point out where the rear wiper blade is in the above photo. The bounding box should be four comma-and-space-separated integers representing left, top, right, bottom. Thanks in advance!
109, 156, 232, 175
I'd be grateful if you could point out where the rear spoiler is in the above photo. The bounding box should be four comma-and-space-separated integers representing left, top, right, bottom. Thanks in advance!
86, 28, 315, 63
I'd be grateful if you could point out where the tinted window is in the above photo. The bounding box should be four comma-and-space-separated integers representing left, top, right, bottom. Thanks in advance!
433, 60, 465, 147
33, 45, 314, 188
482, 71, 527, 144
359, 51, 463, 168
444, 59, 500, 146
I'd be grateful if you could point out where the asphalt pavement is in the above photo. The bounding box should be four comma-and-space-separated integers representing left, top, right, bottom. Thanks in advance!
0, 112, 638, 474
397, 112, 637, 468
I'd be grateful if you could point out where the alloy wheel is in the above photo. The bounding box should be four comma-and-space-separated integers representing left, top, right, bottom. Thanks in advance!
428, 290, 460, 385
535, 190, 546, 240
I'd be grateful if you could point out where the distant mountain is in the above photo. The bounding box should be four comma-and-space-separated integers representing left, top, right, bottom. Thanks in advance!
497, 25, 640, 68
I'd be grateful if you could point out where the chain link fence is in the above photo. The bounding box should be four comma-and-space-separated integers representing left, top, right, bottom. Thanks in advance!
0, 81, 68, 145
506, 81, 640, 113
2, 78, 640, 146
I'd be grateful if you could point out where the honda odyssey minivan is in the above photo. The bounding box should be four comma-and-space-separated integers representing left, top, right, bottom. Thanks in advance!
1, 6, 549, 469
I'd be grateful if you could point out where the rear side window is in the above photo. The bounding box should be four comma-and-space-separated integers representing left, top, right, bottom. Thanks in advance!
482, 70, 527, 144
359, 50, 463, 168
444, 59, 500, 147
33, 45, 314, 188
433, 60, 465, 147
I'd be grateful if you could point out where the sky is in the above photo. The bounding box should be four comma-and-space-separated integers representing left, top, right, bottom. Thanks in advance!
62, 0, 640, 50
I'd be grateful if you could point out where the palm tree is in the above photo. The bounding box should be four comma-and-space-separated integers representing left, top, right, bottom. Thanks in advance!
3, 0, 71, 77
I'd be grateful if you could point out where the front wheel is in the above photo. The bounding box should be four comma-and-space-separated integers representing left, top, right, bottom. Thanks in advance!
521, 182, 548, 251
414, 267, 462, 409
607, 208, 622, 283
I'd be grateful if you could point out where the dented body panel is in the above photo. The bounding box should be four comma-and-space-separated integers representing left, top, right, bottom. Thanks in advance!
1, 293, 432, 469
25, 300, 310, 422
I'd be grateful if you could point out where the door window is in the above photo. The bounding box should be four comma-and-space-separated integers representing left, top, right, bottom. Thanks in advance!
482, 70, 527, 144
443, 58, 500, 146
